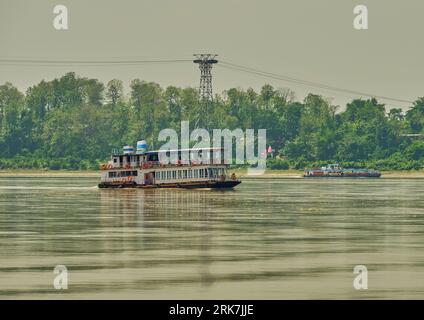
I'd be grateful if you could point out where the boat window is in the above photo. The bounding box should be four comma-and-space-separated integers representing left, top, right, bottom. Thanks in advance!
172, 171, 176, 179
183, 170, 187, 179
147, 153, 159, 162
109, 172, 116, 178
178, 170, 182, 179
132, 171, 138, 176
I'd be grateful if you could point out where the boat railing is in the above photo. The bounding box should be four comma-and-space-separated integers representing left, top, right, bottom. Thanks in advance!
100, 161, 227, 170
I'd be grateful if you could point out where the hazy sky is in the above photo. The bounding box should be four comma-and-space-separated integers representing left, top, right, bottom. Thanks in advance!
0, 0, 422, 109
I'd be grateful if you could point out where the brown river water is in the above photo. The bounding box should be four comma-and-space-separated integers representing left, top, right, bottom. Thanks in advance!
0, 176, 424, 299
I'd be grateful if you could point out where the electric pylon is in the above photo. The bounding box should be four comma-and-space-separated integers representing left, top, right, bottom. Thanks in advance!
193, 54, 218, 129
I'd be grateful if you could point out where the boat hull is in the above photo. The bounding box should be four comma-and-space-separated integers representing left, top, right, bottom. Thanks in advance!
304, 173, 381, 178
98, 180, 241, 189
304, 164, 381, 178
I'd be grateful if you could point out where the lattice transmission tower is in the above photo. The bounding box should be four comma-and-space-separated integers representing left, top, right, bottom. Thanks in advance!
193, 54, 218, 128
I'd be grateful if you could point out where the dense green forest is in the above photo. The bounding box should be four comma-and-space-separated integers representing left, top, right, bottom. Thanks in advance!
1, 72, 424, 170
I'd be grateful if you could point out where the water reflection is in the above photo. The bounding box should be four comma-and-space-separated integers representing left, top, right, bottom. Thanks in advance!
99, 189, 218, 287
0, 177, 424, 298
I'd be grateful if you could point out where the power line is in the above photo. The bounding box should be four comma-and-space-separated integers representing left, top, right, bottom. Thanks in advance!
217, 63, 371, 105
219, 60, 414, 105
0, 58, 192, 66
0, 56, 414, 106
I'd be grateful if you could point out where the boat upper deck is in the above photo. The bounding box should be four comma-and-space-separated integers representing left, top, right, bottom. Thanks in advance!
102, 147, 228, 170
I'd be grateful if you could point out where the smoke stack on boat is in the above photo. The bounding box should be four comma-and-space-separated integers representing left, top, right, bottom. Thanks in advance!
123, 145, 134, 155
136, 140, 148, 154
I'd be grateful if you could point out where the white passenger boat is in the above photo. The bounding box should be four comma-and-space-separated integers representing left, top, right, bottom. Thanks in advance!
98, 141, 241, 189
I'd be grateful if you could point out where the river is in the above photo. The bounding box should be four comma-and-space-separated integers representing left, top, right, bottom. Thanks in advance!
0, 176, 423, 299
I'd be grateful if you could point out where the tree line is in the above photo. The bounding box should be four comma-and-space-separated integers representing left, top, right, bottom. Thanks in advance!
1, 72, 424, 170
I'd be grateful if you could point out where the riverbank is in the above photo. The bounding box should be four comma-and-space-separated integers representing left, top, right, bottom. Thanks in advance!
0, 170, 99, 177
1, 169, 424, 178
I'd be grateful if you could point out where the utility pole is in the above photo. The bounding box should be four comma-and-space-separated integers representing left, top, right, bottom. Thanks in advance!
193, 54, 218, 129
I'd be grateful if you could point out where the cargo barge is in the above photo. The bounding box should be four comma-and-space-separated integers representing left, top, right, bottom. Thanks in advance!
98, 140, 241, 189
304, 164, 381, 178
